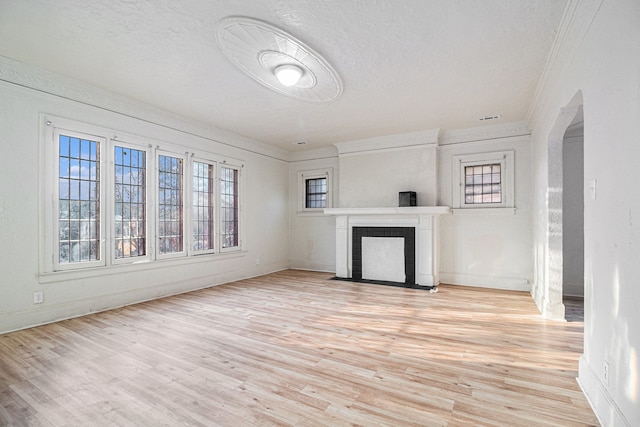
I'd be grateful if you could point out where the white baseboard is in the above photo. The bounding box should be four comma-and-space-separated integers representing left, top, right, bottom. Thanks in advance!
439, 272, 530, 291
0, 264, 289, 336
578, 355, 632, 427
288, 261, 336, 274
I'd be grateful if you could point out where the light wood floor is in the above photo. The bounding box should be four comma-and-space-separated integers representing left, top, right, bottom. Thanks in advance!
0, 270, 598, 426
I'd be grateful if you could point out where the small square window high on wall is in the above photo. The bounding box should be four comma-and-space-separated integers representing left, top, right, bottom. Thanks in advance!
452, 151, 514, 210
298, 168, 333, 213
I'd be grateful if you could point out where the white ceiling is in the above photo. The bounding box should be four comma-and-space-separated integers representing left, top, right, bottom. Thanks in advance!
0, 0, 567, 151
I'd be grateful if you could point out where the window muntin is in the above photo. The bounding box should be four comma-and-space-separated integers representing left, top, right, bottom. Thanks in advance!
114, 146, 147, 259
158, 154, 184, 255
192, 161, 215, 252
220, 166, 239, 249
57, 133, 102, 266
305, 177, 327, 208
464, 163, 502, 204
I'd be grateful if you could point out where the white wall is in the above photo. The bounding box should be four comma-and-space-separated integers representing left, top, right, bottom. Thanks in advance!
335, 130, 439, 208
530, 0, 640, 425
338, 147, 437, 208
0, 60, 290, 334
438, 133, 533, 290
288, 150, 339, 272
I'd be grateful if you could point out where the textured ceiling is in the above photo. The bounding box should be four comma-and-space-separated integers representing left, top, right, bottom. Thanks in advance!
0, 0, 567, 151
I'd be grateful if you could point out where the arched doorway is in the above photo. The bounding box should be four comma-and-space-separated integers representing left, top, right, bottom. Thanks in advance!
545, 91, 584, 320
562, 110, 584, 321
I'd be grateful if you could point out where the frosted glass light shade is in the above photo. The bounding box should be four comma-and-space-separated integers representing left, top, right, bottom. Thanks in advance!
275, 64, 303, 87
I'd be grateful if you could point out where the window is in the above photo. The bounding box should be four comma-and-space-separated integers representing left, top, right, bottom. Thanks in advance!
452, 151, 514, 210
114, 146, 146, 259
464, 163, 502, 204
298, 168, 333, 213
41, 116, 245, 274
220, 165, 240, 250
157, 154, 184, 256
55, 130, 105, 269
192, 161, 214, 253
305, 177, 327, 208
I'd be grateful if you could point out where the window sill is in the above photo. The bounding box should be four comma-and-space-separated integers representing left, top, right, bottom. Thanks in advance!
38, 250, 246, 284
452, 208, 516, 216
297, 210, 329, 217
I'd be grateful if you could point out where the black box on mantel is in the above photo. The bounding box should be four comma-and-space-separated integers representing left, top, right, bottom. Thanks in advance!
399, 191, 417, 207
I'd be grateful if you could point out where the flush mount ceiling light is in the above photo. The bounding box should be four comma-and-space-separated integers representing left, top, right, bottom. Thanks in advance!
215, 16, 343, 102
274, 64, 303, 87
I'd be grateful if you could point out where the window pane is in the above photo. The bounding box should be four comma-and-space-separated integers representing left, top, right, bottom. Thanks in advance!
464, 163, 502, 205
115, 146, 147, 259
58, 134, 100, 264
158, 154, 183, 254
305, 177, 327, 209
221, 166, 239, 248
192, 162, 214, 251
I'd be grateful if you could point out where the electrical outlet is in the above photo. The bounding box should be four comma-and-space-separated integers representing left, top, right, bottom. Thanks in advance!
33, 291, 44, 304
603, 361, 609, 386
256, 258, 260, 265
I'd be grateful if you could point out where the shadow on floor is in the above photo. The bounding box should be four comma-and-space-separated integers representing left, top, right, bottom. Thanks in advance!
564, 296, 584, 322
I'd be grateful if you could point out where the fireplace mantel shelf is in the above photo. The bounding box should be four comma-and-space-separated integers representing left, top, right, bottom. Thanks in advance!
324, 206, 450, 216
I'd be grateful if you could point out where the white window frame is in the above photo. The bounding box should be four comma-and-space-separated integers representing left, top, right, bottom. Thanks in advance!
50, 127, 107, 271
190, 156, 217, 256
109, 139, 152, 266
40, 115, 247, 276
452, 151, 514, 209
218, 161, 244, 253
155, 150, 187, 260
298, 168, 333, 213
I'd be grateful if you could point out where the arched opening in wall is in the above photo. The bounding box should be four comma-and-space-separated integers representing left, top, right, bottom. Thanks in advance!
545, 90, 584, 321
562, 109, 584, 322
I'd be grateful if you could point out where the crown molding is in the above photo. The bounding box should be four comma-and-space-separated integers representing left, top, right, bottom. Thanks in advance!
439, 121, 531, 146
527, 0, 605, 127
288, 146, 338, 162
333, 129, 440, 156
0, 55, 290, 162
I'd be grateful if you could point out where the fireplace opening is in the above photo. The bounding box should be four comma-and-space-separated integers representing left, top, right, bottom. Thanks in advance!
352, 227, 415, 285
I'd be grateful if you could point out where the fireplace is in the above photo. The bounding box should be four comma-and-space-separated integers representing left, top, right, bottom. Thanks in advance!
352, 226, 415, 285
324, 207, 450, 286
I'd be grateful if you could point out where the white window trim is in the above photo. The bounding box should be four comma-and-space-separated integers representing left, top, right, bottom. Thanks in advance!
189, 156, 217, 256
109, 138, 153, 266
50, 127, 107, 271
218, 161, 245, 253
298, 168, 333, 214
39, 114, 246, 277
155, 150, 187, 260
452, 150, 514, 209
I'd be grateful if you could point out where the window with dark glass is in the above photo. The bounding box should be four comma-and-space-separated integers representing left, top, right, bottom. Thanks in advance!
220, 166, 239, 249
114, 146, 146, 258
305, 177, 327, 209
58, 134, 100, 264
193, 161, 214, 251
158, 155, 183, 254
464, 164, 502, 204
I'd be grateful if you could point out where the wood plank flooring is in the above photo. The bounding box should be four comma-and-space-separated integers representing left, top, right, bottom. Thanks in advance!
0, 270, 598, 426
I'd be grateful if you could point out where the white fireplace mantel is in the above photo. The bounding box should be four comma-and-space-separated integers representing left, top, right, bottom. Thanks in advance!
324, 207, 451, 286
